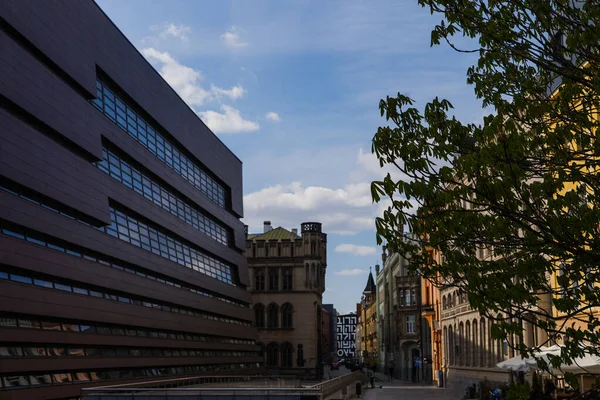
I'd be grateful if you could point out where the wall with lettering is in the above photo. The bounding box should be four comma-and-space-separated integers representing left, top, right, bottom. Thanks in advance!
336, 313, 357, 359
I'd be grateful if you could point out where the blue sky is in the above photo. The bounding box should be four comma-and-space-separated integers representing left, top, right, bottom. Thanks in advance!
96, 0, 483, 314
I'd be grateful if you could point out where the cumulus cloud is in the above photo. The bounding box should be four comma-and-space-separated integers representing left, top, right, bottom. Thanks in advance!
335, 244, 377, 256
142, 48, 212, 107
335, 269, 368, 276
265, 112, 280, 122
221, 26, 248, 48
198, 105, 259, 134
243, 181, 375, 235
151, 23, 191, 41
211, 85, 245, 101
142, 48, 248, 113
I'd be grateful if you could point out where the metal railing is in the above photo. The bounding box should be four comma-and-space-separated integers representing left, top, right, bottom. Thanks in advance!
82, 387, 322, 399
82, 372, 367, 399
308, 370, 367, 399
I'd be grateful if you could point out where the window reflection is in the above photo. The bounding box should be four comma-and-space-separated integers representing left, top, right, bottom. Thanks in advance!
99, 207, 233, 284
0, 313, 255, 346
96, 147, 230, 246
92, 80, 227, 208
0, 216, 246, 308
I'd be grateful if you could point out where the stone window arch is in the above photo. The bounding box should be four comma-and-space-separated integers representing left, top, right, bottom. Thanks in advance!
254, 303, 265, 328
266, 342, 279, 367
267, 303, 279, 328
255, 269, 265, 291
281, 303, 294, 328
281, 342, 293, 367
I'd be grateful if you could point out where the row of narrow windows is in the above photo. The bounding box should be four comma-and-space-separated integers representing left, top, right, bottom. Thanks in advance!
0, 181, 238, 287
0, 362, 262, 391
0, 344, 259, 359
254, 269, 293, 291
96, 146, 230, 246
100, 206, 234, 284
264, 342, 305, 368
92, 79, 227, 208
253, 303, 293, 329
0, 264, 250, 327
443, 318, 514, 368
0, 313, 255, 345
0, 194, 246, 307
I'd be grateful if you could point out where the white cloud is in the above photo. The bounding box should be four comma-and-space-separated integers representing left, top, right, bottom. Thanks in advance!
151, 23, 191, 41
336, 269, 368, 276
142, 48, 248, 114
265, 112, 280, 122
335, 244, 377, 256
221, 26, 248, 48
198, 105, 259, 134
211, 85, 245, 101
142, 48, 212, 107
243, 181, 375, 235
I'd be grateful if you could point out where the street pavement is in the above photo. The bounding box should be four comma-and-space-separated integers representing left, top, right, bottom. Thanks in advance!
328, 366, 460, 400
362, 384, 451, 400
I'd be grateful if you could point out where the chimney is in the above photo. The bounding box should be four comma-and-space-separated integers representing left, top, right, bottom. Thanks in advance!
382, 245, 387, 265
263, 221, 272, 233
292, 228, 298, 236
375, 264, 380, 274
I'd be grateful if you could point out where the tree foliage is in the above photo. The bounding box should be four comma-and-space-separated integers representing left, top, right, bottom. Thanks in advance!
371, 0, 600, 372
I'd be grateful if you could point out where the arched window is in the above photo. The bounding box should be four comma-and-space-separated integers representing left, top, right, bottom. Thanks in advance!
268, 269, 279, 291
283, 269, 293, 291
255, 269, 265, 291
281, 342, 293, 367
281, 303, 293, 328
465, 321, 471, 366
442, 296, 447, 310
254, 303, 265, 328
266, 342, 279, 367
267, 303, 279, 328
297, 344, 304, 367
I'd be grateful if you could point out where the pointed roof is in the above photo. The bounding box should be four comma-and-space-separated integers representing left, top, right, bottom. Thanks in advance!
246, 226, 300, 241
363, 268, 376, 294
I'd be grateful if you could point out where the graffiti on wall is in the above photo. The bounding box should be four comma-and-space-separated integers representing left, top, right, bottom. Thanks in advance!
336, 314, 356, 358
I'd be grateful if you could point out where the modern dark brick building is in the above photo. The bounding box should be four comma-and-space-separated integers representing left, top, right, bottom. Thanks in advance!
0, 1, 261, 399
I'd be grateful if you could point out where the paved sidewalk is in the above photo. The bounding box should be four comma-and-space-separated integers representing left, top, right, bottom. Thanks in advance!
362, 385, 452, 400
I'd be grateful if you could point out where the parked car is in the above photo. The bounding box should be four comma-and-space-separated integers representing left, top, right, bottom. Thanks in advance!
331, 361, 340, 370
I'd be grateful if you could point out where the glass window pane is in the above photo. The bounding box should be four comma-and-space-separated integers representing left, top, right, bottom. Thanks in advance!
0, 317, 17, 327
54, 283, 72, 292
52, 373, 73, 384
33, 279, 53, 288
40, 321, 62, 330
30, 374, 52, 386
10, 274, 32, 284
2, 375, 29, 388
18, 319, 40, 329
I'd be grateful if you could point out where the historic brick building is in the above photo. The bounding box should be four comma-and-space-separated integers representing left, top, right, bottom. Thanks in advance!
246, 221, 327, 379
0, 1, 259, 398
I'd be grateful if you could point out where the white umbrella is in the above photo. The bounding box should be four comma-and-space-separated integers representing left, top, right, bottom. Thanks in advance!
496, 346, 562, 372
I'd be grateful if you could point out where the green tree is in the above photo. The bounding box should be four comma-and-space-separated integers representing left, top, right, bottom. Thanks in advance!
371, 0, 600, 375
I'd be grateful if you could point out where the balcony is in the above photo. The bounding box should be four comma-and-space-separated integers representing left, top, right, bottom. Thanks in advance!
395, 275, 418, 286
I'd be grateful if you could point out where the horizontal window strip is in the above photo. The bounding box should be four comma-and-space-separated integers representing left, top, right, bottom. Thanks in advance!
0, 201, 246, 307
1, 180, 238, 287
0, 344, 260, 359
91, 79, 227, 208
0, 264, 250, 327
96, 147, 229, 246
99, 206, 234, 285
0, 362, 262, 390
0, 313, 255, 346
